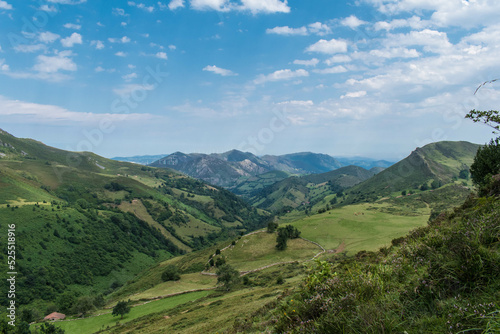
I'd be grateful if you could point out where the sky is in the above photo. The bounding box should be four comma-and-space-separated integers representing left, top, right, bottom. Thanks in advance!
0, 0, 499, 161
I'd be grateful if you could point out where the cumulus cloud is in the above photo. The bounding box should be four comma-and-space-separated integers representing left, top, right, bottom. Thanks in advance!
340, 15, 367, 29
13, 44, 47, 53
313, 66, 348, 74
341, 91, 367, 99
254, 69, 309, 84
128, 1, 155, 12
168, 0, 184, 10
112, 8, 128, 16
325, 55, 352, 65
0, 1, 13, 10
33, 50, 77, 73
48, 0, 87, 4
108, 36, 131, 43
91, 40, 105, 50
190, 0, 290, 13
374, 16, 426, 31
155, 52, 168, 59
203, 65, 237, 76
64, 23, 82, 30
0, 59, 9, 71
39, 31, 60, 43
61, 33, 83, 47
115, 51, 127, 57
293, 58, 320, 67
122, 72, 138, 81
267, 22, 330, 36
306, 38, 348, 54
39, 5, 58, 12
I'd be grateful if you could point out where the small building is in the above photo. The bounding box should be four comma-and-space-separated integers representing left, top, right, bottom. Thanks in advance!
44, 312, 66, 321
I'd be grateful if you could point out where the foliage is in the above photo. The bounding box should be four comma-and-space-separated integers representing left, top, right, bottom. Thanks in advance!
37, 322, 66, 334
161, 265, 181, 282
71, 296, 95, 317
268, 195, 500, 333
216, 264, 240, 291
275, 225, 301, 251
466, 109, 500, 133
470, 137, 500, 187
112, 301, 131, 319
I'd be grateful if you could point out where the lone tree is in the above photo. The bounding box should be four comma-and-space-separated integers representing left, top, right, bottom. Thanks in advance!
216, 264, 240, 291
161, 264, 181, 282
112, 301, 131, 320
39, 322, 66, 334
276, 225, 301, 251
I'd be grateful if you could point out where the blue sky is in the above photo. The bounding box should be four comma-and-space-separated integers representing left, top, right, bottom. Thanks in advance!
0, 0, 499, 160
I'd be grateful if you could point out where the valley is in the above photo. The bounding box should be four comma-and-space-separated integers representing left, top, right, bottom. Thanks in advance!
1, 129, 497, 334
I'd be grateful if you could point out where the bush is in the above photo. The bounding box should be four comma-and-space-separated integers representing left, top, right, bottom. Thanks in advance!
471, 137, 500, 187
161, 265, 181, 282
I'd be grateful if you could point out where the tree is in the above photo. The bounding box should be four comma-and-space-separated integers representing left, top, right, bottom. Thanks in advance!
267, 220, 278, 233
38, 322, 65, 334
466, 109, 500, 133
112, 301, 131, 320
71, 296, 95, 317
276, 231, 288, 251
470, 137, 500, 186
161, 265, 181, 282
216, 264, 240, 291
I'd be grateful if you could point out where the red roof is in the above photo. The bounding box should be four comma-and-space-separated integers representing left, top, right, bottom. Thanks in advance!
44, 312, 66, 320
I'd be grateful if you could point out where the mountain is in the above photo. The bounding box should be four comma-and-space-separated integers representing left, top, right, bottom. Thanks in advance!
334, 157, 394, 170
251, 165, 381, 213
344, 141, 480, 204
0, 130, 266, 311
149, 150, 393, 189
260, 152, 343, 174
111, 154, 169, 165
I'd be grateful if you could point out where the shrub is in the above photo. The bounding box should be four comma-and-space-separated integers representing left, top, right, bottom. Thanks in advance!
161, 265, 181, 282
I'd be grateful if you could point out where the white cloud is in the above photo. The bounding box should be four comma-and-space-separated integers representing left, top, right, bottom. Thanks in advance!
64, 23, 82, 30
0, 1, 13, 9
155, 52, 168, 59
0, 59, 9, 71
91, 40, 105, 50
40, 4, 57, 12
47, 0, 87, 4
293, 58, 319, 67
254, 69, 309, 84
266, 26, 308, 36
385, 29, 452, 54
0, 95, 152, 125
374, 16, 426, 31
267, 22, 330, 36
61, 33, 82, 47
306, 38, 348, 54
325, 55, 352, 65
33, 50, 77, 73
128, 1, 155, 12
122, 72, 138, 81
39, 31, 60, 43
169, 44, 177, 50
115, 51, 127, 57
341, 91, 367, 99
113, 84, 155, 96
108, 36, 131, 43
203, 65, 237, 76
13, 44, 47, 53
168, 0, 184, 10
190, 0, 290, 13
238, 0, 290, 14
369, 47, 420, 59
112, 8, 128, 16
95, 66, 105, 72
340, 15, 366, 29
313, 66, 348, 74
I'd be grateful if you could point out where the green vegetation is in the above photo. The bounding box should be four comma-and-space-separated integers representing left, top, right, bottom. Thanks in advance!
161, 265, 181, 282
216, 264, 240, 290
112, 301, 131, 319
470, 137, 500, 189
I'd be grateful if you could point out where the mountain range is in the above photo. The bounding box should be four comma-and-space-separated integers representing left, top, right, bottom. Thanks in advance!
141, 150, 393, 188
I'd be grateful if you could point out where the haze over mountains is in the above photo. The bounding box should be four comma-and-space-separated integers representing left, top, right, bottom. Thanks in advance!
118, 150, 393, 189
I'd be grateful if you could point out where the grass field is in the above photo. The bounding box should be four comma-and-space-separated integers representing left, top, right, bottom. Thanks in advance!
218, 232, 322, 272
290, 202, 430, 255
51, 290, 210, 334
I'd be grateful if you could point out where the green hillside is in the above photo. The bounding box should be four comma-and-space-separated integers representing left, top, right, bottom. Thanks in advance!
252, 165, 379, 213
228, 170, 292, 198
0, 130, 267, 316
344, 141, 479, 204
